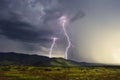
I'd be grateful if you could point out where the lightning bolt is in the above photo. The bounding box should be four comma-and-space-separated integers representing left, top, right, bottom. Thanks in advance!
59, 16, 71, 59
49, 37, 58, 58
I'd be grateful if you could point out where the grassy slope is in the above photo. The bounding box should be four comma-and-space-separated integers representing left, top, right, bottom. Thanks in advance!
0, 52, 82, 66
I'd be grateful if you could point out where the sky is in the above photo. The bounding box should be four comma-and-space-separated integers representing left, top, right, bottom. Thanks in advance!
0, 0, 120, 65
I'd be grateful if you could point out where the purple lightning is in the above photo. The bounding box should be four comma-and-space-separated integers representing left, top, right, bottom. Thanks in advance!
49, 37, 58, 58
59, 16, 71, 59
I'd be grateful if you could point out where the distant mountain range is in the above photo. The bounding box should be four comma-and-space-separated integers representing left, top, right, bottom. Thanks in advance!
0, 52, 105, 66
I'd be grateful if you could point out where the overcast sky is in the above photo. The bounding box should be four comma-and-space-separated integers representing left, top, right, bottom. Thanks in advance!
0, 0, 120, 65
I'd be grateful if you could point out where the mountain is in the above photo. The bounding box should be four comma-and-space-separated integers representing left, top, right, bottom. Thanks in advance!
0, 52, 82, 66
0, 52, 106, 66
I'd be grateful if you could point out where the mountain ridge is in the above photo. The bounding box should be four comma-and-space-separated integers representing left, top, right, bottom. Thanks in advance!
0, 52, 105, 66
0, 52, 81, 66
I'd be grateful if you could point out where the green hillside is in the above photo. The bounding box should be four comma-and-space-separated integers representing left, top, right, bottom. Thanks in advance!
0, 52, 81, 66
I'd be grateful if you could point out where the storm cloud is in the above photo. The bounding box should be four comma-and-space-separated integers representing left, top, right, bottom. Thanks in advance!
0, 0, 85, 60
0, 19, 54, 43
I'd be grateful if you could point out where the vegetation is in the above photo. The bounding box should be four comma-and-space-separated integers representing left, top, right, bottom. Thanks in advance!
0, 66, 120, 80
0, 52, 105, 66
0, 52, 81, 66
0, 52, 120, 80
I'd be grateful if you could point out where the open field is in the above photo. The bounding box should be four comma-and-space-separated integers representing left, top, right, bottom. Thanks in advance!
0, 66, 120, 80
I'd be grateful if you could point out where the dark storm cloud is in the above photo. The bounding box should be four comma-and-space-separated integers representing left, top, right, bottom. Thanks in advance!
0, 0, 84, 42
43, 8, 63, 24
0, 0, 83, 44
70, 10, 85, 22
0, 19, 54, 43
